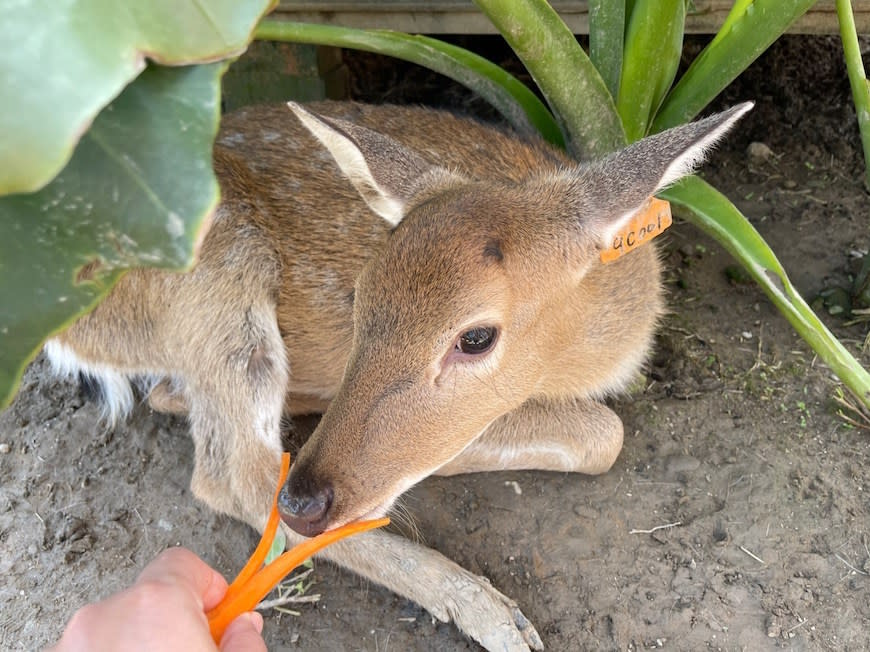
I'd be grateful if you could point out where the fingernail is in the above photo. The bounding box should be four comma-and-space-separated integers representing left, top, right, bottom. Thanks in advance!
245, 611, 264, 633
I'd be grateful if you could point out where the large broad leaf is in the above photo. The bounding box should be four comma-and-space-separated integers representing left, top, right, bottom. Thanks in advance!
0, 0, 275, 194
0, 63, 226, 408
255, 20, 564, 148
661, 178, 870, 409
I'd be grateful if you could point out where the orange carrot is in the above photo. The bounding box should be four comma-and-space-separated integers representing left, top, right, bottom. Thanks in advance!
206, 451, 389, 644
220, 452, 292, 605
208, 516, 389, 642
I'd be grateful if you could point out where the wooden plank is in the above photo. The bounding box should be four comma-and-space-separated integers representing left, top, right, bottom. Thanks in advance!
274, 0, 870, 35
222, 42, 327, 110
222, 43, 349, 109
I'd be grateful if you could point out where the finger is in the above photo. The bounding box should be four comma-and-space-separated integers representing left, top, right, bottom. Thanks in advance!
200, 569, 230, 612
136, 547, 228, 609
219, 612, 267, 652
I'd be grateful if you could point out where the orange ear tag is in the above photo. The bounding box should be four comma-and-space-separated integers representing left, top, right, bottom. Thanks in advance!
600, 196, 672, 263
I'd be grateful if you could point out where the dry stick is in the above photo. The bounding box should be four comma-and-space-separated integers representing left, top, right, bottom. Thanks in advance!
834, 552, 869, 576
784, 618, 811, 635
257, 593, 322, 610
256, 568, 319, 611
629, 521, 681, 535
739, 545, 765, 564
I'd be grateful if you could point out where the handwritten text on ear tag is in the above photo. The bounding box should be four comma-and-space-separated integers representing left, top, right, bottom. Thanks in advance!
600, 196, 672, 263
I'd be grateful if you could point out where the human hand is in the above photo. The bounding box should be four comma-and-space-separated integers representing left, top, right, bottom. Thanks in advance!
49, 547, 267, 652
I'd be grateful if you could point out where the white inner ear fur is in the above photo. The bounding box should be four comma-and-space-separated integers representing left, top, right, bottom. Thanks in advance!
656, 101, 754, 191
599, 102, 754, 248
288, 102, 405, 227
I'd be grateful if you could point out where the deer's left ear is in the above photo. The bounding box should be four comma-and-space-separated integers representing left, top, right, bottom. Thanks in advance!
288, 102, 462, 228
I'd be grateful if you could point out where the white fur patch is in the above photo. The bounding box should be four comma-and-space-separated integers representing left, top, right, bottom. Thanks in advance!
657, 101, 754, 190
287, 102, 405, 226
44, 338, 148, 425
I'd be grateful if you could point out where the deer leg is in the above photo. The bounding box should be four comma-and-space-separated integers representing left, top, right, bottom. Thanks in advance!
146, 378, 189, 415
186, 336, 544, 652
271, 524, 542, 652
179, 298, 289, 529
435, 396, 624, 476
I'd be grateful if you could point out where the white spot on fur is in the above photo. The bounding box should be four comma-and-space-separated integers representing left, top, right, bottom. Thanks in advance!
43, 339, 161, 425
219, 132, 246, 146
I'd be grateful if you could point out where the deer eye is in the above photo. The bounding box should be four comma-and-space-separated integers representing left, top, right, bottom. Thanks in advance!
457, 326, 497, 354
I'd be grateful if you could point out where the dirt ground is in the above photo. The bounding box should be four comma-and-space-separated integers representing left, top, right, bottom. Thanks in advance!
2, 36, 869, 651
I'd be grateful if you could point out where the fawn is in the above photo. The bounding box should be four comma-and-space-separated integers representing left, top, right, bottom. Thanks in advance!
44, 99, 750, 651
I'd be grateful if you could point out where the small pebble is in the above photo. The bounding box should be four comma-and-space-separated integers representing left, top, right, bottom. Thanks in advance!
766, 616, 782, 638
747, 141, 774, 163
0, 443, 10, 454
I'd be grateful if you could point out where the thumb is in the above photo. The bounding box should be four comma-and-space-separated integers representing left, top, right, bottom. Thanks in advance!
219, 612, 267, 652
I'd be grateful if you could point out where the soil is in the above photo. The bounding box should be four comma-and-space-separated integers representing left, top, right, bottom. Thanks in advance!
2, 36, 869, 651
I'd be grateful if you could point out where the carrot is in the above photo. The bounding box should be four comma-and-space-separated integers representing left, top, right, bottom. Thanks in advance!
207, 451, 389, 644
220, 452, 292, 605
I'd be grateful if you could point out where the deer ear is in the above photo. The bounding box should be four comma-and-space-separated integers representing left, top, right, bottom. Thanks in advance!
579, 102, 754, 250
288, 102, 457, 227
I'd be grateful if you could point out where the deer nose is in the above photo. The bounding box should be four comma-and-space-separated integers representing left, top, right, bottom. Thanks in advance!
277, 480, 334, 537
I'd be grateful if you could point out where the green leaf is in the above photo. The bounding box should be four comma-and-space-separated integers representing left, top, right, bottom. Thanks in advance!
255, 20, 564, 148
0, 0, 275, 195
264, 529, 287, 565
0, 63, 225, 408
652, 0, 817, 132
473, 0, 626, 159
660, 177, 870, 410
836, 0, 870, 189
618, 0, 686, 141
589, 0, 625, 100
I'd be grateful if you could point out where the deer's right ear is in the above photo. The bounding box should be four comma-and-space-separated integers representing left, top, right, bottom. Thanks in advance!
288, 102, 458, 228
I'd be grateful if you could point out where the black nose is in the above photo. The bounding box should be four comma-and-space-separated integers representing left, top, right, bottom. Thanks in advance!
278, 480, 334, 537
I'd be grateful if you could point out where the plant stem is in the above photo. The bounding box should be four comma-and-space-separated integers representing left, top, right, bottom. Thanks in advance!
836, 0, 870, 190
617, 0, 685, 141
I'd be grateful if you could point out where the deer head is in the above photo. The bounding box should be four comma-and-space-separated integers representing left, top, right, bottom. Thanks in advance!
278, 101, 752, 535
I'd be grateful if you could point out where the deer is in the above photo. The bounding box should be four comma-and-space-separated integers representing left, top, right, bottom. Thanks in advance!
42, 98, 751, 651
